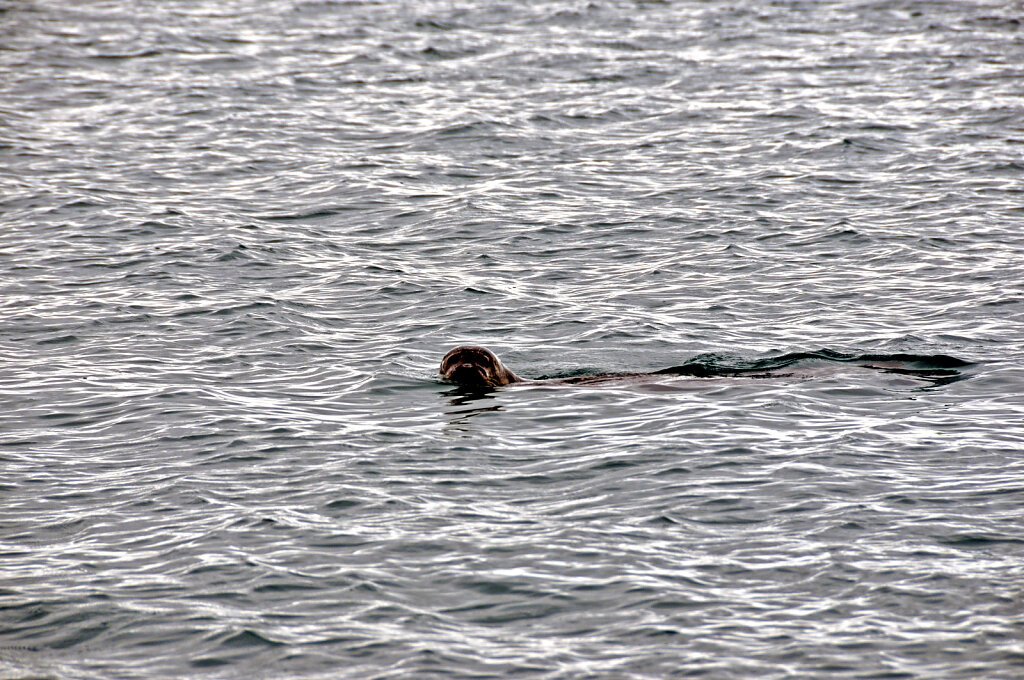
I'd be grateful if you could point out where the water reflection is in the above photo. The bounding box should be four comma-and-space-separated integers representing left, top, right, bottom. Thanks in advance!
441, 386, 504, 425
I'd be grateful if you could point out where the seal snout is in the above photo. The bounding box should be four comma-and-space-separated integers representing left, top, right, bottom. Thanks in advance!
447, 362, 486, 385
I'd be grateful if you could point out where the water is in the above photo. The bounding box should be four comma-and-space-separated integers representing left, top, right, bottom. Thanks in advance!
2, 0, 1024, 678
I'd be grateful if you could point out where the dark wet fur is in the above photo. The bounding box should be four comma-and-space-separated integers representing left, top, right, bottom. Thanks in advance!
439, 345, 523, 388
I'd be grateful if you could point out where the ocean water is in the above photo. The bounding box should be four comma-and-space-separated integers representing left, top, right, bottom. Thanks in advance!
2, 0, 1024, 678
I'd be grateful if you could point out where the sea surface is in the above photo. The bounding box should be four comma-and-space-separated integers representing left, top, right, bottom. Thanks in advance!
2, 1, 1024, 678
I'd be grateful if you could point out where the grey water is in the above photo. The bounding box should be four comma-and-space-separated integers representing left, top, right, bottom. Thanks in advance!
2, 0, 1024, 678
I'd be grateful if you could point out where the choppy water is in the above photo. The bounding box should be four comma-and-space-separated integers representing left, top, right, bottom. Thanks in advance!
3, 1, 1024, 678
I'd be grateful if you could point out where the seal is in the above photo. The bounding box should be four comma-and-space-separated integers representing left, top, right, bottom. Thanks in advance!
438, 345, 971, 390
439, 345, 524, 388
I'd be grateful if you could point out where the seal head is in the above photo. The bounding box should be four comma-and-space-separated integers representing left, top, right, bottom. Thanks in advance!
439, 345, 523, 388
